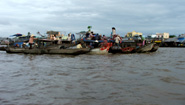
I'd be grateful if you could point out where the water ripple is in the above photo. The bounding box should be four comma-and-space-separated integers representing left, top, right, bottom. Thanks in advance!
0, 48, 185, 105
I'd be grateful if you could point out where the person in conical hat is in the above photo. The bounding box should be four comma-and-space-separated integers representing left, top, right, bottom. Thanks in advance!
28, 34, 36, 49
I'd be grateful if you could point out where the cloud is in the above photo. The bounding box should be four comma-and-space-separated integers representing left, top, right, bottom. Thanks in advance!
0, 0, 185, 37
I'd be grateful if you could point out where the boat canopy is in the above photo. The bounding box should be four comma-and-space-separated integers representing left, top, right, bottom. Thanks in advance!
13, 34, 23, 37
9, 34, 23, 38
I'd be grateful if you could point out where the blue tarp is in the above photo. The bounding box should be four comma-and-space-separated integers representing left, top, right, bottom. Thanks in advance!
177, 37, 185, 41
13, 42, 24, 47
177, 37, 185, 42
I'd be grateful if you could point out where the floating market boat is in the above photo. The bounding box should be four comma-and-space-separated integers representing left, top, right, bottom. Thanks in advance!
23, 39, 91, 55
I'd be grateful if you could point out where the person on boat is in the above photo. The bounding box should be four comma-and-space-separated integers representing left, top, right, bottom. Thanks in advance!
15, 44, 19, 48
139, 35, 145, 46
53, 34, 57, 40
101, 38, 108, 47
85, 32, 90, 39
50, 35, 57, 44
90, 32, 95, 40
77, 43, 82, 48
71, 34, 75, 41
67, 34, 71, 41
22, 42, 27, 48
89, 31, 94, 40
28, 35, 37, 49
57, 37, 62, 44
94, 34, 99, 40
115, 35, 121, 46
71, 34, 76, 44
50, 35, 53, 40
50, 35, 55, 40
98, 34, 102, 40
103, 35, 107, 40
111, 27, 116, 39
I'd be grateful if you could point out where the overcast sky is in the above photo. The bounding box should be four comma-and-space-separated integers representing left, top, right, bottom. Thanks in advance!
0, 0, 185, 37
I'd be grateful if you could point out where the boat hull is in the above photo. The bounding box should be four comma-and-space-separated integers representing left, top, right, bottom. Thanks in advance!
0, 45, 7, 51
6, 47, 25, 53
44, 48, 90, 55
88, 48, 109, 55
24, 48, 90, 55
24, 49, 42, 54
109, 46, 135, 54
136, 43, 154, 53
150, 44, 159, 52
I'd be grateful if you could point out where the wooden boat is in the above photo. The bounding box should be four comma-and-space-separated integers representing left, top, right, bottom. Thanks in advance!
136, 43, 154, 53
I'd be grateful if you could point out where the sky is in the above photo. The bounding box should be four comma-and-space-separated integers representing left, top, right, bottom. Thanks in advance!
0, 0, 185, 37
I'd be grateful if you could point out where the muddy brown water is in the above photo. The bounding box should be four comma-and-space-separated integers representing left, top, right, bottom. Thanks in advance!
0, 48, 185, 105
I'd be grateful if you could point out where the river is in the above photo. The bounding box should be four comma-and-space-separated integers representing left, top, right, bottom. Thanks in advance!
0, 48, 185, 105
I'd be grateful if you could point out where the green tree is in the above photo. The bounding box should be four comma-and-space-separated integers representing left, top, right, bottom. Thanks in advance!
87, 26, 92, 31
169, 35, 176, 38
